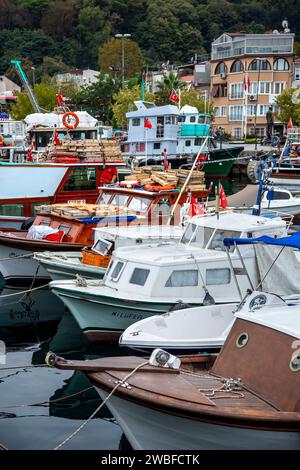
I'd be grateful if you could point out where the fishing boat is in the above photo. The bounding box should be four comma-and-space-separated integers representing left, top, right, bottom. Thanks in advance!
120, 233, 300, 353
49, 211, 288, 342
122, 101, 243, 176
34, 225, 183, 281
48, 233, 300, 449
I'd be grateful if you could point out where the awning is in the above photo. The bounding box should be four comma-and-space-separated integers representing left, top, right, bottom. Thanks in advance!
224, 232, 300, 249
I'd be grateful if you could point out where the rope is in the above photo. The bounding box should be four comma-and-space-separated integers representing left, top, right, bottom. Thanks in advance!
0, 253, 34, 262
54, 360, 148, 450
0, 385, 94, 409
0, 283, 49, 298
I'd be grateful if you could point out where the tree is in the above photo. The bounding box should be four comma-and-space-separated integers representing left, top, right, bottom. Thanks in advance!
155, 72, 187, 105
10, 83, 57, 119
112, 85, 155, 126
180, 88, 215, 116
99, 38, 144, 80
275, 88, 300, 125
73, 73, 120, 123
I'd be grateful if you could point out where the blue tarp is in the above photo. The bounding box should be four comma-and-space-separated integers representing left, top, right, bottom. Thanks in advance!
78, 215, 137, 224
224, 232, 300, 249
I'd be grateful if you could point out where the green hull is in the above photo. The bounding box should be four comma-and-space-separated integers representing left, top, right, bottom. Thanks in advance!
205, 146, 244, 177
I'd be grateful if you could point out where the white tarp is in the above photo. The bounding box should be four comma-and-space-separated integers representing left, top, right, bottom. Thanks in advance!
27, 225, 59, 240
255, 244, 300, 295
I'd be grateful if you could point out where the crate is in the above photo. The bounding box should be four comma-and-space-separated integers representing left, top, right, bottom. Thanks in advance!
81, 247, 111, 268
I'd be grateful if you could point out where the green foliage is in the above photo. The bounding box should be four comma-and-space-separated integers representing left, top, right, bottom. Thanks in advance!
112, 85, 155, 126
180, 88, 215, 115
99, 38, 144, 80
275, 88, 300, 125
10, 82, 57, 119
155, 72, 187, 105
73, 73, 120, 123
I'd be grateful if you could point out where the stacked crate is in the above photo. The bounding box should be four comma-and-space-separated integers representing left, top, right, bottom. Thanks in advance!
48, 139, 123, 163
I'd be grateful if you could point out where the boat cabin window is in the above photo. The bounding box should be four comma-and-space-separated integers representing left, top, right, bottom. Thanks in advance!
165, 269, 198, 287
62, 167, 96, 192
190, 116, 196, 123
165, 116, 177, 125
58, 224, 71, 235
97, 192, 111, 205
195, 138, 204, 146
0, 203, 24, 216
129, 268, 150, 286
128, 197, 152, 213
178, 116, 186, 123
132, 118, 141, 126
39, 220, 51, 227
110, 261, 125, 282
154, 143, 161, 149
207, 229, 240, 252
181, 223, 214, 248
206, 268, 231, 285
198, 116, 206, 123
270, 191, 290, 200
154, 198, 171, 213
185, 140, 191, 147
110, 194, 130, 206
93, 237, 113, 256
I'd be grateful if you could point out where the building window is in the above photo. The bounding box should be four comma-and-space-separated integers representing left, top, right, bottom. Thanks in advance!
215, 106, 227, 117
132, 118, 140, 126
215, 62, 228, 75
232, 127, 242, 137
211, 83, 227, 98
249, 81, 258, 95
246, 105, 257, 116
230, 60, 244, 73
274, 82, 285, 95
185, 140, 191, 146
259, 82, 271, 94
153, 142, 161, 149
230, 82, 243, 99
136, 143, 145, 152
248, 59, 271, 71
258, 105, 270, 116
274, 58, 289, 71
294, 66, 300, 81
229, 106, 243, 121
250, 127, 265, 137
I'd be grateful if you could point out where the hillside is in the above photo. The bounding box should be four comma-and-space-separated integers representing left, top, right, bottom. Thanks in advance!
0, 0, 299, 76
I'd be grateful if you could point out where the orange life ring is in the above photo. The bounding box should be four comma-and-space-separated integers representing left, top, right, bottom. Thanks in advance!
113, 130, 125, 142
62, 112, 80, 130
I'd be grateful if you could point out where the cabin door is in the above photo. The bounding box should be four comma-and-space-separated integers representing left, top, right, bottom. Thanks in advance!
156, 117, 164, 138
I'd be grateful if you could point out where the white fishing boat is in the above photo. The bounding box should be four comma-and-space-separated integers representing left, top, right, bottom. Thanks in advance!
120, 232, 300, 353
50, 211, 289, 342
34, 225, 183, 281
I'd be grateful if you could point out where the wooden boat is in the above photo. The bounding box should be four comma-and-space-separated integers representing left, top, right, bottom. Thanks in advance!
48, 281, 300, 449
0, 139, 125, 230
49, 212, 289, 342
34, 225, 183, 281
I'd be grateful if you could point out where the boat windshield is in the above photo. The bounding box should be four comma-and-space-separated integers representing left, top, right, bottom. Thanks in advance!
97, 192, 111, 205
128, 197, 152, 213
181, 223, 241, 251
110, 194, 130, 206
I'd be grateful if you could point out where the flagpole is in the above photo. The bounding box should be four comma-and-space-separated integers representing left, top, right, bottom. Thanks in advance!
145, 128, 147, 166
178, 88, 181, 110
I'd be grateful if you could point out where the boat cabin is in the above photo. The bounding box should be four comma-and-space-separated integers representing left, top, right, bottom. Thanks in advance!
103, 212, 287, 303
121, 101, 211, 159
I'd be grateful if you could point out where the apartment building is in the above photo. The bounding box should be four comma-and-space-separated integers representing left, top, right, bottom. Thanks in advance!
210, 31, 295, 137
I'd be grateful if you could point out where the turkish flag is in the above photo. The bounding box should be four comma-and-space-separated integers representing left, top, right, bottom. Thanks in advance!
56, 91, 65, 107
188, 195, 205, 217
219, 184, 227, 209
54, 128, 61, 145
169, 91, 179, 103
287, 117, 294, 129
144, 118, 152, 129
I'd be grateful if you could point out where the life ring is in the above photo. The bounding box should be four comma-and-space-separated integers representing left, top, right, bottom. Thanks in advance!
113, 130, 125, 142
62, 112, 79, 130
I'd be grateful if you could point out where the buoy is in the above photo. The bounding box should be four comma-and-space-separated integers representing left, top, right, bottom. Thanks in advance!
62, 112, 79, 129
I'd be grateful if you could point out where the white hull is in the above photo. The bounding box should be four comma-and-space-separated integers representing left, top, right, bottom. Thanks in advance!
97, 390, 300, 450
35, 252, 105, 281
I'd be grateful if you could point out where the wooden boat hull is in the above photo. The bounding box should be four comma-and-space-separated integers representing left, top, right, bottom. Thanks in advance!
96, 389, 300, 450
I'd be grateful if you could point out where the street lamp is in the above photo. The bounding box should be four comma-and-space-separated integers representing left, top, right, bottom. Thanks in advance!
115, 33, 131, 92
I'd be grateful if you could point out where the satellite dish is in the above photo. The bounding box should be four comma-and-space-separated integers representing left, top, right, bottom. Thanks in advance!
291, 88, 300, 105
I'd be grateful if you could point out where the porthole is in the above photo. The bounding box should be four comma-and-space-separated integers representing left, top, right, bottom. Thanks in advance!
236, 332, 249, 348
290, 354, 300, 372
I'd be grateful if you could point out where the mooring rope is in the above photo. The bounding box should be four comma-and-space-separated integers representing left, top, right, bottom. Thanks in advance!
0, 253, 34, 262
0, 283, 50, 298
54, 360, 149, 450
